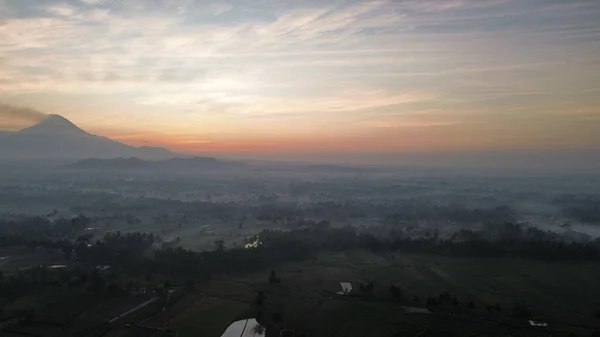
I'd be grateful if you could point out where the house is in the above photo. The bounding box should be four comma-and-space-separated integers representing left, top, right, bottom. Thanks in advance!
336, 282, 353, 295
96, 265, 112, 272
400, 306, 431, 314
528, 320, 548, 327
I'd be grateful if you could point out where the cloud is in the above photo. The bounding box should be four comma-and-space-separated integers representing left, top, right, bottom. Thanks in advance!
365, 119, 462, 128
208, 3, 232, 15
0, 103, 46, 120
0, 0, 598, 154
252, 1, 402, 45
0, 103, 47, 130
135, 89, 435, 117
80, 0, 117, 5
0, 0, 411, 95
0, 0, 13, 16
44, 3, 111, 22
403, 0, 512, 12
45, 4, 77, 17
0, 18, 81, 52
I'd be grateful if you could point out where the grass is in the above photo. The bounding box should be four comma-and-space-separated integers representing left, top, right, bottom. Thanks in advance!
160, 295, 250, 337
264, 293, 588, 337
3, 323, 66, 337
255, 250, 600, 329
0, 246, 66, 274
195, 279, 257, 303
101, 329, 130, 337
90, 249, 600, 336
380, 253, 600, 326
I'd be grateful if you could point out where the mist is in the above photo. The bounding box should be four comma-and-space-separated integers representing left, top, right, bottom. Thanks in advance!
2, 0, 600, 334
208, 149, 600, 175
0, 102, 47, 130
2, 118, 600, 336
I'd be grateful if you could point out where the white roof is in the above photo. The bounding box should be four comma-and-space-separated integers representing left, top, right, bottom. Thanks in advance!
336, 282, 353, 295
528, 320, 548, 327
401, 306, 431, 314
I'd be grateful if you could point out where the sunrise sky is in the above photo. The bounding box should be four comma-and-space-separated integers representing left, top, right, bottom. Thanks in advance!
1, 0, 599, 161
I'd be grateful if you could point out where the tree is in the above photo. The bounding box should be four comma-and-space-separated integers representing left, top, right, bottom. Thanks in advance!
23, 306, 34, 324
89, 270, 106, 292
390, 284, 402, 299
467, 301, 476, 309
269, 270, 279, 285
252, 324, 265, 335
186, 279, 195, 291
214, 240, 225, 252
255, 291, 266, 307
360, 281, 374, 294
107, 283, 122, 297
512, 304, 533, 319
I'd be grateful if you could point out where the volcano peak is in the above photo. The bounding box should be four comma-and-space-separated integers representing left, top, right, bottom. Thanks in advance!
19, 114, 87, 136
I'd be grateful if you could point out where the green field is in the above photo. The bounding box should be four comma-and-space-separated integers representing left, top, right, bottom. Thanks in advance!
313, 251, 600, 326
193, 250, 600, 336
140, 293, 251, 337
0, 246, 67, 274
11, 249, 597, 337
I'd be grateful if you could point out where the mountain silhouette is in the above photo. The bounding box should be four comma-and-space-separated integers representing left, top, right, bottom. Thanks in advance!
19, 114, 87, 136
0, 115, 181, 160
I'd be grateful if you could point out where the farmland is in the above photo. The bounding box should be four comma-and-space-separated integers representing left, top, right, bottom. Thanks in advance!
2, 166, 600, 336
3, 233, 600, 336
140, 250, 600, 336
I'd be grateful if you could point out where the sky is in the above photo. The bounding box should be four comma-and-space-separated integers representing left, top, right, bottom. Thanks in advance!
0, 0, 599, 163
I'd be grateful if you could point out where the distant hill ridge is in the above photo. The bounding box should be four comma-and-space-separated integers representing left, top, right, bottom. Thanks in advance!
67, 156, 244, 170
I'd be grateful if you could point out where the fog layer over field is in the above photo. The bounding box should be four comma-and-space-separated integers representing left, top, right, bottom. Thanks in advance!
1, 161, 599, 251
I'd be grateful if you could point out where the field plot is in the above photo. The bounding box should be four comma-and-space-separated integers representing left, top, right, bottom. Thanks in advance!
184, 250, 600, 336
102, 329, 130, 337
194, 279, 258, 303
0, 246, 67, 273
260, 292, 576, 337
89, 250, 600, 337
3, 289, 157, 337
306, 250, 600, 327
148, 294, 251, 337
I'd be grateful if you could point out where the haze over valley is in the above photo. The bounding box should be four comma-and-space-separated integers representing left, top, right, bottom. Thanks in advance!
1, 0, 600, 336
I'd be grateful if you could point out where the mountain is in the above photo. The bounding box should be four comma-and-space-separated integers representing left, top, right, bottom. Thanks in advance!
300, 164, 375, 173
0, 115, 181, 160
67, 156, 244, 171
19, 114, 87, 136
67, 157, 151, 169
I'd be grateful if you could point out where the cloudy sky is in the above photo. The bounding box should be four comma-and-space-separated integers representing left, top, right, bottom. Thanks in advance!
1, 0, 599, 161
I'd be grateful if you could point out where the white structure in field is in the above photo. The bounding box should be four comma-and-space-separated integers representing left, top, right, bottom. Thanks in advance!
336, 282, 353, 295
528, 320, 548, 327
401, 306, 431, 314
